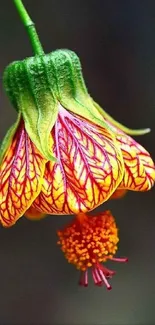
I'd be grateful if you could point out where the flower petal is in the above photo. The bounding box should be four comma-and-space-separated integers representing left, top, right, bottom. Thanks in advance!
106, 121, 155, 191
32, 105, 124, 214
117, 134, 155, 191
0, 121, 46, 227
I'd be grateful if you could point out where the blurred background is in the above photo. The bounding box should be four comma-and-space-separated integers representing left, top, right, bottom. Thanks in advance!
0, 0, 155, 324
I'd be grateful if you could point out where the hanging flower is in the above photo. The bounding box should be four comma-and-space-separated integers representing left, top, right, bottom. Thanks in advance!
1, 1, 155, 228
57, 210, 128, 289
1, 49, 155, 227
1, 0, 155, 293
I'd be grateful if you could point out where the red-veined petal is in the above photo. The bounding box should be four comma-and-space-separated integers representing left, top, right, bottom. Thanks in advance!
0, 121, 46, 227
106, 120, 155, 191
32, 105, 124, 214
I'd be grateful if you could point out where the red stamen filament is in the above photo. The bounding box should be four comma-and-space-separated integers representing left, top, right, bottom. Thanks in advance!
110, 257, 128, 263
79, 270, 88, 287
97, 268, 112, 290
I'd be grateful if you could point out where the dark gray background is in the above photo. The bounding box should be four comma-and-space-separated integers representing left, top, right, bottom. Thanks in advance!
0, 0, 155, 324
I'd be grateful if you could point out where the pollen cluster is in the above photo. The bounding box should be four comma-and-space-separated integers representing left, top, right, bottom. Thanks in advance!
57, 210, 119, 271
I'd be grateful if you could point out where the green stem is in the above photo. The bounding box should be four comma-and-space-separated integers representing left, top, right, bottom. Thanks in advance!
13, 0, 44, 55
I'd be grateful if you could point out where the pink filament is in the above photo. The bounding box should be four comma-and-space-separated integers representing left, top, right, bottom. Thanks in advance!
97, 268, 112, 290
98, 263, 115, 278
92, 268, 103, 286
111, 257, 128, 263
79, 270, 88, 287
78, 257, 128, 288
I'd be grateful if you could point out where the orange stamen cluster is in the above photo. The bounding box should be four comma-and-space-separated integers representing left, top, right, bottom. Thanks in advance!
57, 210, 128, 289
57, 211, 118, 271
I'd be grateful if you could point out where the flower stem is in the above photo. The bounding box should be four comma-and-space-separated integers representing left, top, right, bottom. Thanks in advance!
13, 0, 44, 55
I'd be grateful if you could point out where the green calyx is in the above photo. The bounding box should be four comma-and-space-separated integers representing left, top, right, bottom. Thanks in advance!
2, 48, 150, 163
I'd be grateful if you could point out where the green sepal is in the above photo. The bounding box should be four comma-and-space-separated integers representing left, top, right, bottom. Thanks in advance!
92, 100, 151, 136
3, 56, 58, 161
50, 50, 115, 133
0, 112, 21, 165
19, 90, 58, 162
52, 50, 150, 136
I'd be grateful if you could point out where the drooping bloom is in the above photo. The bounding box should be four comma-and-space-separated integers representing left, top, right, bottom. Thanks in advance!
1, 0, 155, 292
1, 50, 155, 227
57, 210, 128, 289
